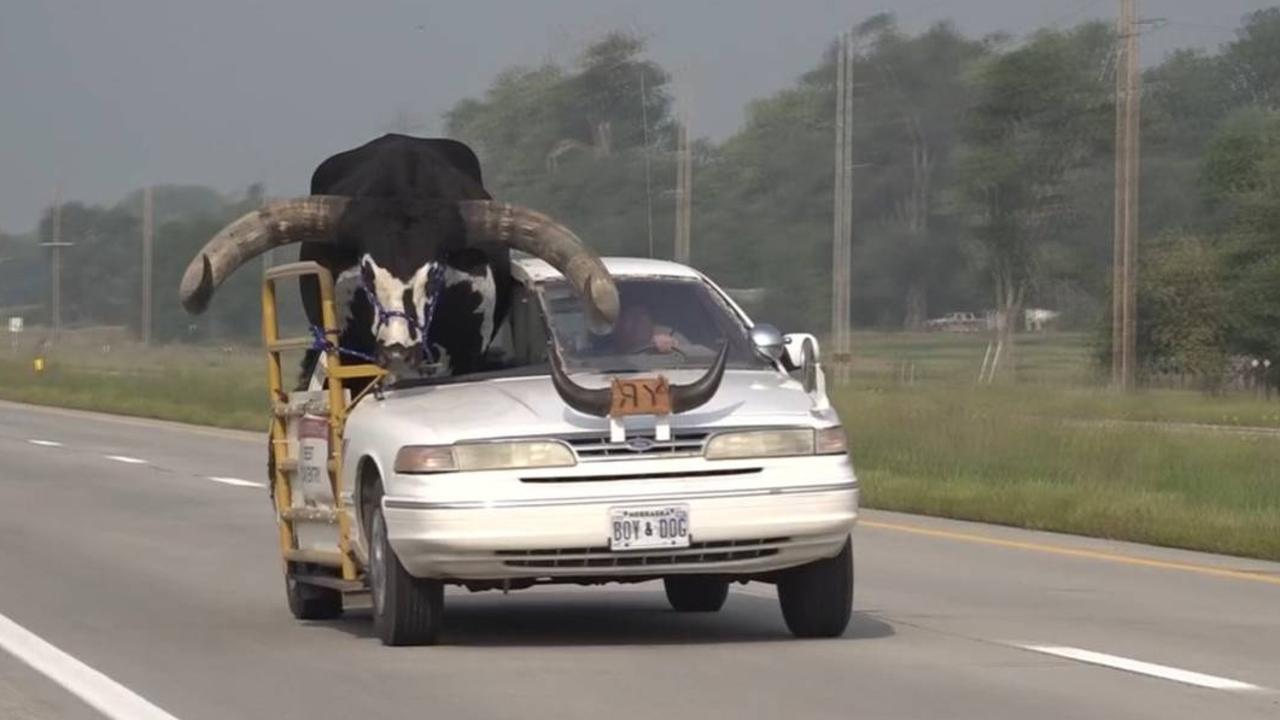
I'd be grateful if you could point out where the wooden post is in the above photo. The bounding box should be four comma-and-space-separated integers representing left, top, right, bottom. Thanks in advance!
1112, 0, 1141, 390
40, 184, 73, 342
141, 186, 154, 344
830, 33, 855, 382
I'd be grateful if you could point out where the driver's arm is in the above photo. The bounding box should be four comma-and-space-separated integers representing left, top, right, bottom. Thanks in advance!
652, 325, 692, 353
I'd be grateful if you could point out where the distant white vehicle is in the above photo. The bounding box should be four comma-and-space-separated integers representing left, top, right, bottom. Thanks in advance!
923, 311, 986, 333
1024, 308, 1060, 332
276, 257, 858, 645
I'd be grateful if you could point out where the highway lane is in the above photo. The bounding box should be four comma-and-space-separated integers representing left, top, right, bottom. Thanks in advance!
0, 400, 1276, 719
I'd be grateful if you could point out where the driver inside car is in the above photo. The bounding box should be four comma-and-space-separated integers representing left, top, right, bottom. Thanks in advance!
610, 303, 684, 354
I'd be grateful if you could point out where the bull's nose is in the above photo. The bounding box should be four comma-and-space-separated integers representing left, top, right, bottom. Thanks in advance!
379, 345, 407, 362
378, 344, 422, 368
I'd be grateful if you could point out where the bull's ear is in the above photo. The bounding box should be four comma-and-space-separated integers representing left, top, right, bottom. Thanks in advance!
359, 257, 376, 285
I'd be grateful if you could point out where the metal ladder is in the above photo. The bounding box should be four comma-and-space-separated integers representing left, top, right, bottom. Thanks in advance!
261, 261, 385, 586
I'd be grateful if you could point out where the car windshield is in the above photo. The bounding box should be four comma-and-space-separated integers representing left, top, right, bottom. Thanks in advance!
539, 277, 767, 373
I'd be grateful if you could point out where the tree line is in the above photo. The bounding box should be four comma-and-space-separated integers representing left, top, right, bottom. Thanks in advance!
3, 9, 1279, 384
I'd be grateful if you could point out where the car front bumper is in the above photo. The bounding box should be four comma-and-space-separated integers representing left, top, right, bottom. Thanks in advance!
380, 454, 858, 581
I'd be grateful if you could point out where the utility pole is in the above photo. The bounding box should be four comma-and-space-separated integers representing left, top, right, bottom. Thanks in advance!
831, 33, 855, 382
640, 71, 655, 259
40, 184, 72, 341
1111, 0, 1141, 389
673, 98, 692, 265
141, 186, 154, 345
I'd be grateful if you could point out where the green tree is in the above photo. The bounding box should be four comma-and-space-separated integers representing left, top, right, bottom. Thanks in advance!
1202, 107, 1280, 360
1223, 8, 1280, 109
953, 23, 1114, 374
446, 32, 677, 262
1137, 235, 1229, 385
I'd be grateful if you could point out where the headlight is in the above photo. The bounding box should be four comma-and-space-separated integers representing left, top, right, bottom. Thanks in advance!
704, 429, 814, 460
815, 426, 848, 454
395, 441, 575, 473
704, 427, 848, 460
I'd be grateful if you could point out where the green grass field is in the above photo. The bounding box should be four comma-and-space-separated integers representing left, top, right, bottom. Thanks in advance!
832, 386, 1280, 560
2, 330, 1277, 560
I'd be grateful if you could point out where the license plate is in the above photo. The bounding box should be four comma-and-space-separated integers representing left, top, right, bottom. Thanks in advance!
609, 505, 690, 551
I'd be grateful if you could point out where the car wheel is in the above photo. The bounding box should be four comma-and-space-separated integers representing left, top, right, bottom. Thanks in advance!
285, 567, 343, 620
777, 537, 853, 638
368, 496, 443, 646
663, 576, 729, 612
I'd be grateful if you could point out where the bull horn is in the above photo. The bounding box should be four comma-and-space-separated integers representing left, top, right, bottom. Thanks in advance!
179, 197, 349, 314
548, 342, 730, 418
547, 343, 612, 417
670, 343, 729, 413
458, 201, 619, 328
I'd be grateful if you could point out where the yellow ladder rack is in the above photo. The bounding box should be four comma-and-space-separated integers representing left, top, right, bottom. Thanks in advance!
262, 261, 385, 582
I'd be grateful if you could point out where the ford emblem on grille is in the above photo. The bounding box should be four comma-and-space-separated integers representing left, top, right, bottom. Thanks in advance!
625, 437, 656, 452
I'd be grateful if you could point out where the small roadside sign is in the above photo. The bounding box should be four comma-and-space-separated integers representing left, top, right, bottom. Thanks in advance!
7, 317, 22, 333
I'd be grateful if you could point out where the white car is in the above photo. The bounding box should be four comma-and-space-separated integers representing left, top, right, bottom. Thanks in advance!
318, 257, 857, 644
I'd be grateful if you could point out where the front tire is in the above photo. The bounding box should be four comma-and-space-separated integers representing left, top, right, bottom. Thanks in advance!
368, 501, 443, 646
778, 537, 853, 638
664, 576, 729, 612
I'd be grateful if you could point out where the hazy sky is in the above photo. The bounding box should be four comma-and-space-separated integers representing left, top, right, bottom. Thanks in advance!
2, 0, 1272, 232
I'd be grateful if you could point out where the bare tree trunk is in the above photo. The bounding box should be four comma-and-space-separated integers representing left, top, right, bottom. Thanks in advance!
991, 264, 1024, 382
904, 281, 927, 330
592, 121, 612, 158
899, 120, 932, 331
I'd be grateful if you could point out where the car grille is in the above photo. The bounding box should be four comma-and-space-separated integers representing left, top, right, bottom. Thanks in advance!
520, 467, 761, 483
496, 537, 788, 569
564, 430, 711, 462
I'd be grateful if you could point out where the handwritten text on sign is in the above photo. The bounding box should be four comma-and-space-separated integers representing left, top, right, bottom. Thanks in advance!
610, 376, 672, 417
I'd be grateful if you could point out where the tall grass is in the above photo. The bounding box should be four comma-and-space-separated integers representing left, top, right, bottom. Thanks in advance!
834, 386, 1280, 560
0, 356, 265, 430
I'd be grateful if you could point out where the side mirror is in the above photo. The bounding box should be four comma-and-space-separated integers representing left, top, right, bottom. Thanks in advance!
783, 333, 822, 394
750, 323, 785, 361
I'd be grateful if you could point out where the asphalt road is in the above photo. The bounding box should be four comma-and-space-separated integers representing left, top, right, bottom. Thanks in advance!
0, 399, 1276, 720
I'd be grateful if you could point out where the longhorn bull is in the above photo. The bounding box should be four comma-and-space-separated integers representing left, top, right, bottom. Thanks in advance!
178, 134, 724, 415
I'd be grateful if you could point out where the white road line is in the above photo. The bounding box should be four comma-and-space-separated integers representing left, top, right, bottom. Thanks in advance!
1020, 645, 1264, 692
27, 439, 63, 447
206, 476, 265, 488
103, 455, 147, 465
731, 586, 776, 600
0, 610, 181, 720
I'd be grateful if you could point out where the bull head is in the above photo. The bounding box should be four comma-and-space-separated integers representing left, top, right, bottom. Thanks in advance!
178, 198, 620, 371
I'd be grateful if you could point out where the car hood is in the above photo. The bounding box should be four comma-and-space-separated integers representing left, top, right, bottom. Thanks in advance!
354, 369, 830, 444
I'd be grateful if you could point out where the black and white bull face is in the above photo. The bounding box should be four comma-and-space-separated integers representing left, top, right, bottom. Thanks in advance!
337, 253, 497, 377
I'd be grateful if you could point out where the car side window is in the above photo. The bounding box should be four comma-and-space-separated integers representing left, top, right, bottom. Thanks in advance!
507, 283, 549, 367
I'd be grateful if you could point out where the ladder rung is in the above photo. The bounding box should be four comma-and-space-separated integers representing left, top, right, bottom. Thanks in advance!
291, 574, 365, 593
268, 337, 315, 352
265, 260, 329, 282
281, 507, 341, 523
284, 548, 345, 567
329, 364, 385, 380
275, 458, 339, 475
273, 403, 329, 419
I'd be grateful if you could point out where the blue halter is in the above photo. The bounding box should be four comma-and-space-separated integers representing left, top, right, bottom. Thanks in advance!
309, 263, 447, 368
